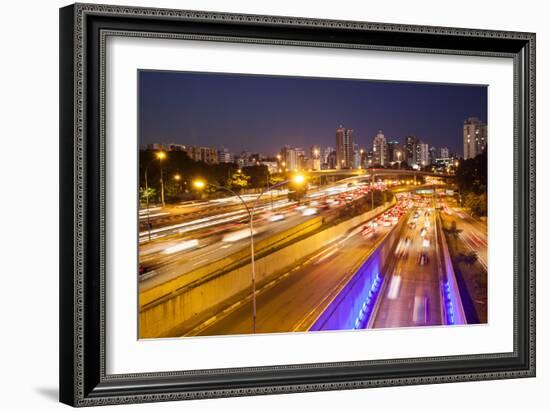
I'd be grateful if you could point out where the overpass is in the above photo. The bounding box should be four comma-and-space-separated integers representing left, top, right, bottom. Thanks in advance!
309, 168, 454, 179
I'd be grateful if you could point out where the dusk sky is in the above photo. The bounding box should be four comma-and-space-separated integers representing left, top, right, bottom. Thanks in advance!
138, 70, 487, 155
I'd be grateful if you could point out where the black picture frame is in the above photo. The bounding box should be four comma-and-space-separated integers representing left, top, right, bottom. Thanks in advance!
59, 3, 536, 407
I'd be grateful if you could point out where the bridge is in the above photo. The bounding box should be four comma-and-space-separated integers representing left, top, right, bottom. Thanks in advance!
308, 168, 454, 179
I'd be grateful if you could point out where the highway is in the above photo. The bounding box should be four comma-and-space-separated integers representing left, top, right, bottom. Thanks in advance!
138, 180, 479, 338
191, 201, 409, 336
371, 201, 443, 328
139, 180, 382, 290
441, 201, 488, 269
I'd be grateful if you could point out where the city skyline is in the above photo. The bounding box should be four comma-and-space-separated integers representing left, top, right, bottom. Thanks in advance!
139, 70, 487, 156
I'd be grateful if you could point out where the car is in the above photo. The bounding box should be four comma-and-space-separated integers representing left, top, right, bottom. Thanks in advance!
420, 227, 427, 237
418, 252, 429, 265
362, 226, 374, 237
301, 207, 317, 216
268, 214, 285, 222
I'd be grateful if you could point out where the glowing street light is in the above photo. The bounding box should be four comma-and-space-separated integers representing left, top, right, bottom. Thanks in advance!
293, 173, 305, 185
193, 180, 206, 190
192, 174, 306, 334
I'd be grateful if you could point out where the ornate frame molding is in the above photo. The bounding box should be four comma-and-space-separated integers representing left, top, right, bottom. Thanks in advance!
60, 3, 535, 407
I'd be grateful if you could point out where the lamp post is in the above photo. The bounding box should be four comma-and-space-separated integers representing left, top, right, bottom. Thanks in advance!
144, 151, 167, 242
193, 173, 305, 334
158, 151, 166, 207
173, 173, 181, 196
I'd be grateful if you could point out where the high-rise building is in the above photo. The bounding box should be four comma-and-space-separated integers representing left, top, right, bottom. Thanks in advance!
417, 143, 429, 167
428, 146, 438, 165
440, 147, 450, 159
463, 117, 487, 159
280, 145, 300, 171
336, 126, 354, 169
309, 145, 321, 170
185, 146, 219, 164
372, 130, 388, 166
217, 147, 233, 163
323, 147, 334, 165
405, 136, 419, 167
387, 140, 401, 163
327, 150, 337, 170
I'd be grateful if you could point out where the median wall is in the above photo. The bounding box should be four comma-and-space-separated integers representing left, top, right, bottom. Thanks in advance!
140, 198, 396, 338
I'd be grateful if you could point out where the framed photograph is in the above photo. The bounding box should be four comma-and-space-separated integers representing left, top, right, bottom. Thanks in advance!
59, 3, 535, 407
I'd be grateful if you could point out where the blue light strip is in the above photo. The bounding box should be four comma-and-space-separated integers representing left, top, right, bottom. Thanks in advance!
442, 280, 455, 325
353, 272, 384, 329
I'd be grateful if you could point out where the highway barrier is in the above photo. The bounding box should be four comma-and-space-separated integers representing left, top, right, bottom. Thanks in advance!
139, 198, 396, 338
435, 213, 467, 325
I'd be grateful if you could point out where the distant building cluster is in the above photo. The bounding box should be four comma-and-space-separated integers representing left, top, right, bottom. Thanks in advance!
275, 125, 462, 173
146, 116, 485, 174
145, 143, 279, 173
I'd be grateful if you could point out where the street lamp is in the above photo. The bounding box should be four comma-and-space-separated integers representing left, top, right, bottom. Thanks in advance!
143, 151, 167, 241
192, 173, 306, 334
157, 151, 167, 207
173, 173, 181, 196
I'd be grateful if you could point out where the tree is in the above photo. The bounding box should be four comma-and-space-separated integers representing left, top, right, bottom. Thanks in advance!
242, 165, 270, 189
139, 187, 157, 204
464, 192, 487, 217
229, 172, 250, 191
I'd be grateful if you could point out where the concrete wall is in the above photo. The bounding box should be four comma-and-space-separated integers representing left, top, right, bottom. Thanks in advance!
140, 199, 396, 338
435, 213, 467, 325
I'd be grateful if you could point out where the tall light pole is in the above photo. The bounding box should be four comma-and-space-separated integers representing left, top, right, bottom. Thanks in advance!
193, 173, 306, 334
144, 151, 167, 242
158, 151, 166, 207
173, 173, 181, 196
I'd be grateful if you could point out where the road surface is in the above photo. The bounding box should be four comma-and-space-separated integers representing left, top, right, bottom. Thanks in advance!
192, 210, 402, 336
371, 201, 443, 328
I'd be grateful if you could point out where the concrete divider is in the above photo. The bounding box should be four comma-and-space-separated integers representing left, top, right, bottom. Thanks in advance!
308, 215, 408, 331
435, 213, 467, 325
139, 198, 396, 338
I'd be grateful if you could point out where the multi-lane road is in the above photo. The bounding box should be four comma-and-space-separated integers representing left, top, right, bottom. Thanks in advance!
139, 180, 381, 290
138, 182, 487, 337
371, 201, 443, 328
192, 205, 402, 336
